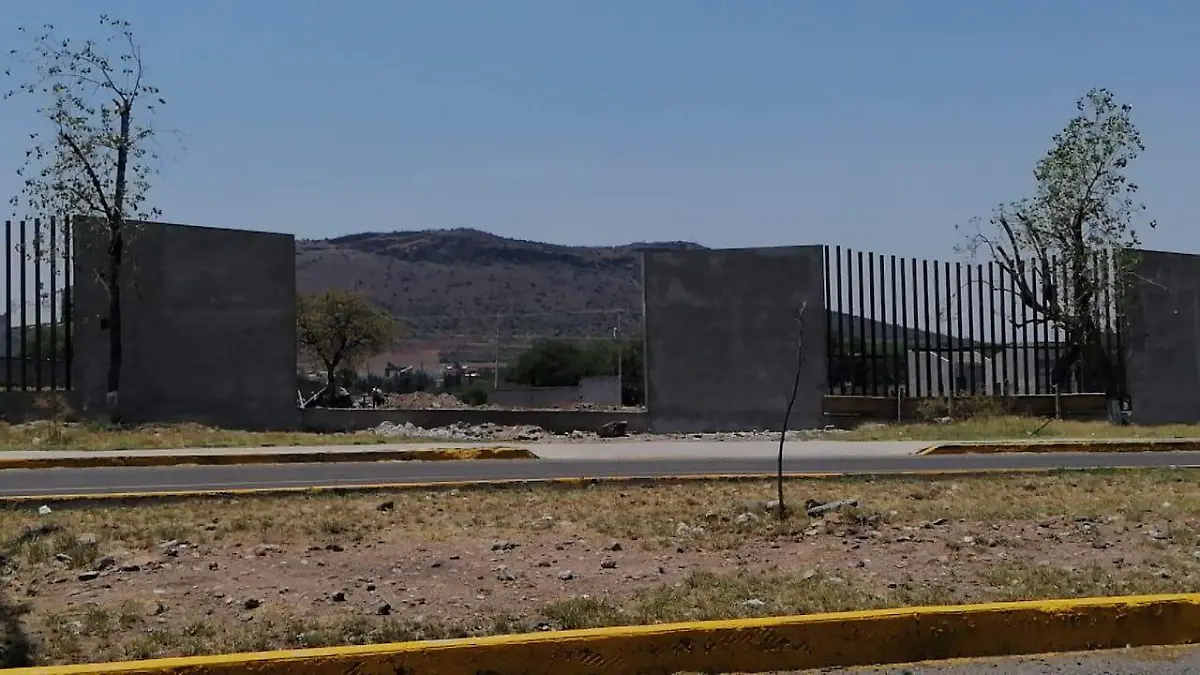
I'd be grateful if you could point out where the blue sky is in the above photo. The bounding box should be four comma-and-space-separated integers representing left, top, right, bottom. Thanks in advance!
0, 0, 1196, 258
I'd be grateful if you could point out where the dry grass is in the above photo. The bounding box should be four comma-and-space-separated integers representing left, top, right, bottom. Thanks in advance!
2, 469, 1197, 552
836, 416, 1200, 441
7, 469, 1200, 665
0, 421, 407, 452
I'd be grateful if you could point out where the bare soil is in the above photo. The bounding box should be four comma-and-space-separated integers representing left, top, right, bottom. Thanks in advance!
4, 470, 1200, 666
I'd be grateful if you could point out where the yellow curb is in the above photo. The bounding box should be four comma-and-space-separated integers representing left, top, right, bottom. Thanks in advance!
922, 439, 1200, 455
11, 593, 1200, 674
0, 466, 1168, 509
0, 446, 537, 470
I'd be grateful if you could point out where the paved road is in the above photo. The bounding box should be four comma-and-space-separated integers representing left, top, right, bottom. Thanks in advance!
785, 645, 1200, 673
1, 448, 1199, 498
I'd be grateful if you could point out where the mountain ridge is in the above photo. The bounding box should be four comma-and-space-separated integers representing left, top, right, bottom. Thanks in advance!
295, 228, 705, 362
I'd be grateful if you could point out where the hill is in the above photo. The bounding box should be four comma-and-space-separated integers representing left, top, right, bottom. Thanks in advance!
295, 228, 704, 364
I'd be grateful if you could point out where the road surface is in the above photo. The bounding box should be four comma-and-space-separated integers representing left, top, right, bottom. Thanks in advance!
781, 645, 1200, 673
0, 440, 1198, 497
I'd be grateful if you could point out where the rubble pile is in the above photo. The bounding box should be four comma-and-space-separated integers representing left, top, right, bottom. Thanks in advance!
386, 392, 470, 409
373, 421, 557, 442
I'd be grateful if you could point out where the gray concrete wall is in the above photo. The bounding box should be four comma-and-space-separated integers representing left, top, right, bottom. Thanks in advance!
578, 375, 622, 406
73, 219, 298, 430
302, 407, 647, 435
642, 245, 828, 433
1123, 248, 1200, 424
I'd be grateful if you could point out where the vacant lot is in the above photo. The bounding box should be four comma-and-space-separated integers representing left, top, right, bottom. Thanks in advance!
2, 470, 1200, 667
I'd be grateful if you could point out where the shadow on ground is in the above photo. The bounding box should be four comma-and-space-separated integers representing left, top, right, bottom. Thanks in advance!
0, 525, 44, 667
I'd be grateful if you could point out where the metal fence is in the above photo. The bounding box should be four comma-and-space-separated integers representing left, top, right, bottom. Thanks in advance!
2, 217, 72, 391
823, 245, 1125, 399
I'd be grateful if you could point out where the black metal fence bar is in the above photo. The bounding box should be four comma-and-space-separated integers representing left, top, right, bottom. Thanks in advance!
19, 220, 28, 391
823, 245, 1126, 400
63, 217, 73, 390
49, 217, 57, 391
1, 216, 73, 392
33, 219, 42, 391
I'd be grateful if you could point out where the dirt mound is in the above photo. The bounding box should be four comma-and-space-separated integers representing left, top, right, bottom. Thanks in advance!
386, 392, 469, 409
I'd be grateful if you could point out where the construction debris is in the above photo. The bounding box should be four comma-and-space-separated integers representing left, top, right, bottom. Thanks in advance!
805, 498, 860, 518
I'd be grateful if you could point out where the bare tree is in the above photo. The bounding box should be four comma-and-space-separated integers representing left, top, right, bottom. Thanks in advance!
776, 301, 807, 521
959, 87, 1154, 394
5, 15, 167, 420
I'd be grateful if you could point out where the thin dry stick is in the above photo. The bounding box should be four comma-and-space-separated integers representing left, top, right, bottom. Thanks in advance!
777, 301, 807, 521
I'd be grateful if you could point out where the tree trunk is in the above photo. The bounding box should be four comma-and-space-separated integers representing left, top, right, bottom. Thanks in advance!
106, 104, 133, 423
106, 226, 124, 422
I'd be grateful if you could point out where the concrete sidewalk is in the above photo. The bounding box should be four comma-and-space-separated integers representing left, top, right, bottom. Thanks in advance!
0, 442, 537, 469
0, 439, 934, 468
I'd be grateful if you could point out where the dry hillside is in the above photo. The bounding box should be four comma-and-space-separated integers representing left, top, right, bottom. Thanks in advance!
295, 228, 703, 363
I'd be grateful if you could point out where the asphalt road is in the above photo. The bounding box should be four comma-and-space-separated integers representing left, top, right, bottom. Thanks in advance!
2, 450, 1200, 497
788, 645, 1200, 673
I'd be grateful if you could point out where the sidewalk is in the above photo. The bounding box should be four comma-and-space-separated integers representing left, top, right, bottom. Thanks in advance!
0, 442, 536, 469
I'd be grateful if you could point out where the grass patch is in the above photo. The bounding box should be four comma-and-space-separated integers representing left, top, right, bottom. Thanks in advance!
835, 416, 1200, 441
0, 421, 413, 452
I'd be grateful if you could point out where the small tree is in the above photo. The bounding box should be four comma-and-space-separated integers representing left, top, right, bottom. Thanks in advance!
5, 16, 167, 419
959, 87, 1154, 393
297, 290, 396, 393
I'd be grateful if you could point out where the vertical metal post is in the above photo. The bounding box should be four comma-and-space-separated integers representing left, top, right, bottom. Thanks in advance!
19, 220, 27, 391
1020, 260, 1031, 396
1046, 256, 1058, 395
975, 263, 985, 394
867, 251, 877, 396
63, 217, 72, 390
823, 246, 833, 394
932, 260, 943, 398
1100, 250, 1114, 395
33, 219, 42, 391
988, 263, 998, 394
889, 255, 898, 397
946, 262, 954, 405
966, 264, 976, 394
899, 257, 909, 397
1007, 263, 1017, 393
856, 250, 866, 395
960, 260, 969, 391
49, 217, 57, 390
835, 246, 845, 394
3, 221, 10, 391
922, 260, 932, 398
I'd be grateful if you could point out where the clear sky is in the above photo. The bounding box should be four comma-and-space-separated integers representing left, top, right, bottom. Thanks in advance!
0, 0, 1196, 258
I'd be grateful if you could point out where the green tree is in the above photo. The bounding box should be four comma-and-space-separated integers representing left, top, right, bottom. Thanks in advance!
5, 16, 168, 420
505, 340, 592, 388
959, 87, 1154, 393
297, 290, 396, 392
506, 338, 645, 405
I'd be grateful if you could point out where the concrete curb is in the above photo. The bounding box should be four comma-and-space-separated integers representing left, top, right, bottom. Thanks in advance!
0, 466, 1112, 509
920, 439, 1200, 455
12, 593, 1200, 674
0, 446, 538, 470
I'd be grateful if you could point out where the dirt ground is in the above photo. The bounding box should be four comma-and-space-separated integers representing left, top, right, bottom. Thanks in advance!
4, 470, 1200, 666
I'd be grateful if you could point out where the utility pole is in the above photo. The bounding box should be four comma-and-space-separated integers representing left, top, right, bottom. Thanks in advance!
492, 313, 501, 389
615, 310, 623, 403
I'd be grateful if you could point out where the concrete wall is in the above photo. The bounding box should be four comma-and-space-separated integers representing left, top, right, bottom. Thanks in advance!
489, 376, 622, 408
642, 245, 828, 433
1123, 248, 1200, 424
73, 220, 299, 430
302, 407, 647, 435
